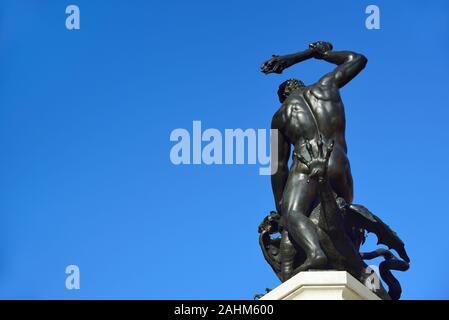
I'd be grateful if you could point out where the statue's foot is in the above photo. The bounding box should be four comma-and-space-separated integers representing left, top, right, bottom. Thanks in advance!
293, 252, 328, 276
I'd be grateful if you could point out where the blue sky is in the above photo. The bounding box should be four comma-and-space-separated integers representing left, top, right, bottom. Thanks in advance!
0, 0, 448, 299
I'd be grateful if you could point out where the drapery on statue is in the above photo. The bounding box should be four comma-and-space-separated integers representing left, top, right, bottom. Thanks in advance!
257, 41, 410, 300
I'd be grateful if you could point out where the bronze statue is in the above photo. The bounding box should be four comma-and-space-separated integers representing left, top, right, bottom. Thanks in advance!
258, 41, 410, 300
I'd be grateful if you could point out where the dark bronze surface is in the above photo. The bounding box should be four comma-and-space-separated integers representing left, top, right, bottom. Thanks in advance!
258, 42, 410, 300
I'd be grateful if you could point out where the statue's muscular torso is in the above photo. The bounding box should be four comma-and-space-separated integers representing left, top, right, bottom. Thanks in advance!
272, 81, 353, 202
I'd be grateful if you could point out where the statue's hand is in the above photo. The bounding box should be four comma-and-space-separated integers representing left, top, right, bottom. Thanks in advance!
309, 41, 333, 58
296, 135, 334, 183
260, 55, 290, 74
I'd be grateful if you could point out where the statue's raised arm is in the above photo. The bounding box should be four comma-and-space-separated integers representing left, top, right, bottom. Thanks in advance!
311, 41, 368, 88
260, 41, 367, 89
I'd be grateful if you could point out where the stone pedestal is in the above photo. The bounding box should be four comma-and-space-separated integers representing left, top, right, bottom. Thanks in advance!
260, 271, 380, 300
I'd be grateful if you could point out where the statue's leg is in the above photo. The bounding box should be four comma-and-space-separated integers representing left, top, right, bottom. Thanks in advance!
281, 172, 327, 273
328, 160, 354, 203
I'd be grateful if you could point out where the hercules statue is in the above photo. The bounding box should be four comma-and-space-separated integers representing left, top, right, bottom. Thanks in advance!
258, 42, 410, 300
261, 41, 367, 280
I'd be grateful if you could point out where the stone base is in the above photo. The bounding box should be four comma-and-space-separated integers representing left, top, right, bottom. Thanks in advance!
260, 271, 381, 300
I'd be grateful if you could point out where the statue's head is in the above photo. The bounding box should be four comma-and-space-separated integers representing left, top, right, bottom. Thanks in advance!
277, 78, 305, 103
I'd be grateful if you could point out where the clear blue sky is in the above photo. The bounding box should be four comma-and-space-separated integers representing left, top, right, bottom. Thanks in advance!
0, 0, 448, 299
